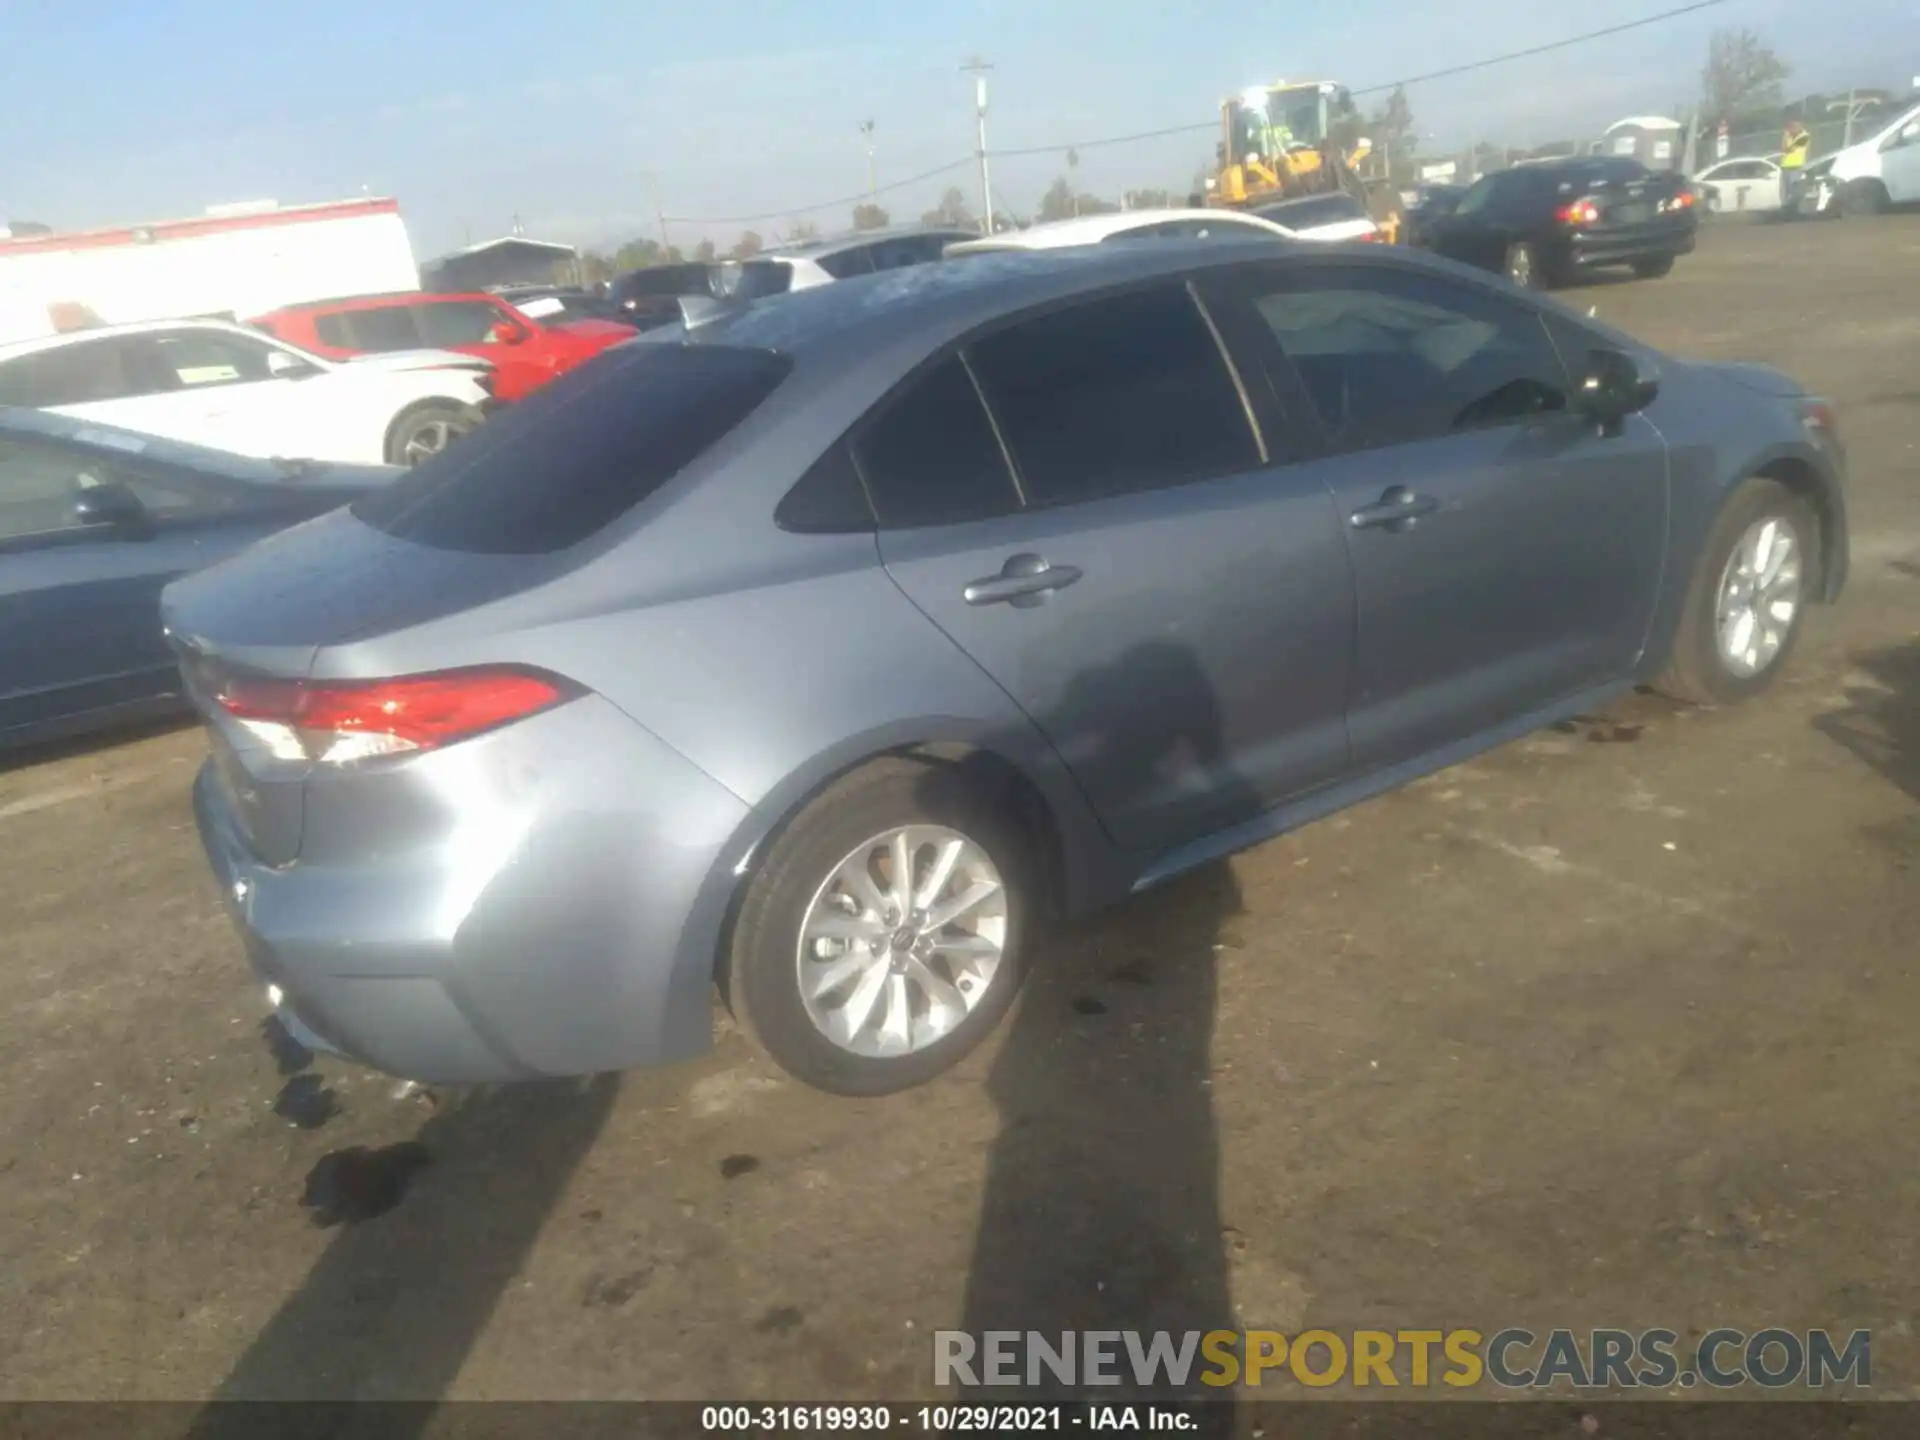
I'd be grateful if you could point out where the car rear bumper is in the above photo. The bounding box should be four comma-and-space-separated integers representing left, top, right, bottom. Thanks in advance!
191, 694, 752, 1084
1565, 226, 1696, 269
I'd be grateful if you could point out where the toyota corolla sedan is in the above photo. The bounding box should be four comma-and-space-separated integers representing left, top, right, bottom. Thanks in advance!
163, 241, 1848, 1096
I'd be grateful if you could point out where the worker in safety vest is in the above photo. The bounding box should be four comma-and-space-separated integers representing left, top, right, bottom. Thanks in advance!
1781, 120, 1812, 172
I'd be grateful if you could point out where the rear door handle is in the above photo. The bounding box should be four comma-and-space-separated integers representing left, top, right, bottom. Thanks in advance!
1350, 487, 1439, 533
964, 553, 1083, 607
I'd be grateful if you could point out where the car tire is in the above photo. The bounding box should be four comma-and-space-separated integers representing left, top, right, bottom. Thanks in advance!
1654, 477, 1817, 707
1631, 256, 1675, 279
1504, 241, 1551, 290
1838, 179, 1891, 217
385, 402, 478, 467
723, 757, 1035, 1096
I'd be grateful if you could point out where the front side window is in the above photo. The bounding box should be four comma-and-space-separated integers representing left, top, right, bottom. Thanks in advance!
815, 247, 877, 280
1450, 175, 1500, 217
965, 284, 1260, 508
854, 356, 1018, 528
414, 300, 513, 347
148, 330, 276, 389
1246, 267, 1572, 451
0, 438, 92, 539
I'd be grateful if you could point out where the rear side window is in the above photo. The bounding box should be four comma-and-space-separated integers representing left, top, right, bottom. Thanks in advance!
0, 339, 147, 407
854, 356, 1019, 528
966, 284, 1260, 508
353, 343, 791, 554
815, 247, 876, 280
342, 307, 424, 352
313, 314, 354, 348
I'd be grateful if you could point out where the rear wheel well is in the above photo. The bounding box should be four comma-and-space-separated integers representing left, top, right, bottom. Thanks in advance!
711, 743, 1069, 996
1753, 457, 1833, 597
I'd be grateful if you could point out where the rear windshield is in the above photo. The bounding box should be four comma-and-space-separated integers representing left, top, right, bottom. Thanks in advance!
351, 343, 791, 554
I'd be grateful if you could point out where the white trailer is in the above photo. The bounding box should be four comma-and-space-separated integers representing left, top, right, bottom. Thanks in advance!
0, 198, 420, 344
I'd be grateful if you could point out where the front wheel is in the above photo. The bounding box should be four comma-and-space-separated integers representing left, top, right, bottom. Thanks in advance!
1631, 255, 1675, 279
385, 402, 478, 467
1838, 178, 1891, 217
724, 758, 1035, 1096
1504, 241, 1553, 290
1654, 478, 1817, 707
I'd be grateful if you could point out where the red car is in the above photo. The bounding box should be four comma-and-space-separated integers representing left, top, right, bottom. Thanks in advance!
249, 291, 636, 403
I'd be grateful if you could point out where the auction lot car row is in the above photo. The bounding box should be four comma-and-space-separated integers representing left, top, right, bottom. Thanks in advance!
2, 213, 1919, 1404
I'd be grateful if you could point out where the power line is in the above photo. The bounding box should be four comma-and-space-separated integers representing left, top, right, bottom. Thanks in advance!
1349, 0, 1729, 96
659, 0, 1729, 228
662, 156, 974, 227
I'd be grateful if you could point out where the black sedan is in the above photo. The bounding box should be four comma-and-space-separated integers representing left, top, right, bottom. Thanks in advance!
1419, 158, 1699, 290
0, 408, 389, 751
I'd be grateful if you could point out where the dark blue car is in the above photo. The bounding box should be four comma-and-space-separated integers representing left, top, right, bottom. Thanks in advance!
0, 407, 389, 750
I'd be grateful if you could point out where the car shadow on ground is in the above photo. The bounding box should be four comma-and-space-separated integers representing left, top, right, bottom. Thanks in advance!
1814, 638, 1920, 829
184, 1074, 619, 1436
950, 640, 1249, 1431
0, 712, 193, 776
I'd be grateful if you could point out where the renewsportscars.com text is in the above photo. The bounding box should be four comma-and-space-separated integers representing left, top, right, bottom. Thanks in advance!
935, 1327, 1871, 1390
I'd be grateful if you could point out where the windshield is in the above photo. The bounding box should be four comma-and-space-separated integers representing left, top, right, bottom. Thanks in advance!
1231, 87, 1330, 159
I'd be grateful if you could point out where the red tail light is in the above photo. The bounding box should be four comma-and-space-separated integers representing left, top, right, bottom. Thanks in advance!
1557, 200, 1600, 226
215, 666, 576, 764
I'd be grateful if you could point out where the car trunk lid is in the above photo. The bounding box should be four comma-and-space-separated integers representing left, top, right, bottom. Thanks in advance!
161, 506, 555, 865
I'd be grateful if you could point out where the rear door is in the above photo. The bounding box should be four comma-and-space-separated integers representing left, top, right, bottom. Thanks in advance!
127, 328, 322, 459
871, 280, 1355, 857
1212, 259, 1668, 773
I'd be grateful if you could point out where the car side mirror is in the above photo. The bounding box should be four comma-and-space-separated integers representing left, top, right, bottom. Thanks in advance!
72, 479, 151, 536
1576, 347, 1659, 429
489, 324, 529, 345
267, 351, 321, 381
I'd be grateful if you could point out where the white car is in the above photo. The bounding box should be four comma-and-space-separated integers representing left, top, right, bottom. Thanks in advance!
1693, 156, 1783, 213
1248, 192, 1384, 242
1817, 100, 1920, 215
943, 206, 1364, 258
0, 319, 493, 467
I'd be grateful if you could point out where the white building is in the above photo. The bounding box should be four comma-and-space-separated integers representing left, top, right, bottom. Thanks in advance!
0, 197, 420, 344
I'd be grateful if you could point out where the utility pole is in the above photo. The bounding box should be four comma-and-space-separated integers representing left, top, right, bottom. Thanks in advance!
962, 56, 995, 235
860, 120, 877, 199
640, 170, 669, 252
1843, 88, 1858, 148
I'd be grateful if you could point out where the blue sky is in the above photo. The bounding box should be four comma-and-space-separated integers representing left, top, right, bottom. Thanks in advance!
3, 0, 1915, 257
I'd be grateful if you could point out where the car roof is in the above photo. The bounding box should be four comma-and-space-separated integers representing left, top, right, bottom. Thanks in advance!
763, 224, 980, 260
679, 237, 1367, 363
257, 290, 502, 316
0, 316, 266, 360
946, 208, 1294, 255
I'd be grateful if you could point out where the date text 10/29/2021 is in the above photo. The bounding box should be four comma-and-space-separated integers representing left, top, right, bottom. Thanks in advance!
702, 1406, 1194, 1431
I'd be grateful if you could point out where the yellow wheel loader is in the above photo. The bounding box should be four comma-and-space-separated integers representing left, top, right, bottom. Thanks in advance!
1203, 81, 1402, 242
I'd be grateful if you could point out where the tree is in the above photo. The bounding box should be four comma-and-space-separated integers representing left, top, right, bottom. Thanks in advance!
610, 237, 684, 274
920, 186, 975, 228
851, 202, 890, 230
1702, 27, 1788, 124
783, 219, 820, 244
730, 230, 764, 259
693, 238, 717, 264
1037, 176, 1077, 223
1366, 85, 1417, 180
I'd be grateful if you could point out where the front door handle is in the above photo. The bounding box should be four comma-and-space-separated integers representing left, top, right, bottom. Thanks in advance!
963, 553, 1083, 607
1350, 487, 1439, 533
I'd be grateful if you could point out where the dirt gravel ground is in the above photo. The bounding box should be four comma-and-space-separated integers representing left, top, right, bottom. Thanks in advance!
2, 215, 1918, 1411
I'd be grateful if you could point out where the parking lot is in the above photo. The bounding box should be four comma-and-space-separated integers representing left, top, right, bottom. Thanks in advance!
3, 214, 1919, 1405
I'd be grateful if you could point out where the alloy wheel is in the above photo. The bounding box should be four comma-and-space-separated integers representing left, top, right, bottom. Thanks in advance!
794, 825, 1008, 1058
1715, 515, 1803, 678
